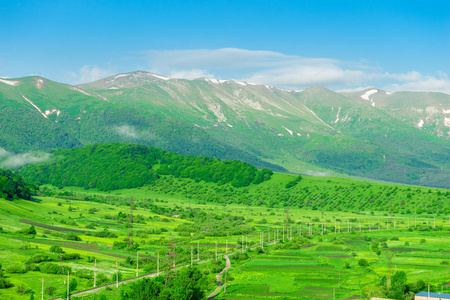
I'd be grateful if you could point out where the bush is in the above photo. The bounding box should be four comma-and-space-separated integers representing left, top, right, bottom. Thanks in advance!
26, 254, 54, 264
39, 262, 70, 274
441, 260, 449, 265
358, 259, 369, 267
49, 245, 64, 253
6, 265, 27, 274
15, 284, 31, 294
420, 239, 426, 244
0, 277, 13, 289
44, 286, 56, 296
390, 237, 399, 241
66, 233, 82, 241
61, 253, 81, 261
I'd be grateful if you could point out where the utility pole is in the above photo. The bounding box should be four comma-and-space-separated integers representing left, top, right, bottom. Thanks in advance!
128, 198, 134, 249
286, 207, 289, 241
164, 241, 177, 288
157, 253, 159, 275
191, 246, 193, 267
67, 271, 69, 300
116, 261, 119, 288
94, 258, 97, 287
41, 278, 44, 300
226, 239, 228, 253
136, 251, 139, 277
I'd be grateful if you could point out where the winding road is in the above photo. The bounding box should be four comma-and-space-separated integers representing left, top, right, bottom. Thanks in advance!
207, 255, 231, 300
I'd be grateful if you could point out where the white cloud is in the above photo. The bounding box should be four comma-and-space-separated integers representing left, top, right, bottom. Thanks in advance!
115, 125, 139, 138
168, 69, 214, 79
67, 65, 115, 85
382, 71, 450, 94
0, 148, 52, 169
139, 48, 450, 94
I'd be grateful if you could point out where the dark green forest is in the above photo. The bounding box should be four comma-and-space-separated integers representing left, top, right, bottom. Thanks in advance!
0, 168, 37, 200
19, 143, 273, 191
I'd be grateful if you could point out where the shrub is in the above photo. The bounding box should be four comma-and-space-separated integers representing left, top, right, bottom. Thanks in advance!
358, 259, 369, 267
6, 265, 27, 274
441, 260, 449, 265
44, 286, 56, 296
390, 237, 399, 241
62, 253, 81, 261
420, 239, 426, 244
15, 284, 31, 294
39, 262, 69, 274
49, 245, 64, 253
66, 233, 82, 241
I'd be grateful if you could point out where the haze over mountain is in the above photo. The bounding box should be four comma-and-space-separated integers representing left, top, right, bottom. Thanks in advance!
1, 71, 449, 188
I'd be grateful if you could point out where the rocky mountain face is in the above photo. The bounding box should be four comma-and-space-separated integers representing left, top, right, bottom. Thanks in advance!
1, 71, 449, 188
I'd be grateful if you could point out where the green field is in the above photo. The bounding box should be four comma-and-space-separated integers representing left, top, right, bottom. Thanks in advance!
0, 176, 449, 299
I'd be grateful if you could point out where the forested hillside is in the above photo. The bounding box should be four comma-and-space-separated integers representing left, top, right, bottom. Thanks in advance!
19, 143, 273, 191
0, 168, 37, 200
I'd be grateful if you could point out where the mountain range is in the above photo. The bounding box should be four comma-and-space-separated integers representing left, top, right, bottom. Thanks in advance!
1, 71, 449, 188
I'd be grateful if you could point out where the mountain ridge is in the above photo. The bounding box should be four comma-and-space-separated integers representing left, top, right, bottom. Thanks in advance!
1, 72, 449, 188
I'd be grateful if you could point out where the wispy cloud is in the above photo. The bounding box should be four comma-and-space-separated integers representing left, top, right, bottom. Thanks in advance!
115, 125, 139, 138
0, 148, 52, 169
142, 48, 450, 94
67, 65, 115, 85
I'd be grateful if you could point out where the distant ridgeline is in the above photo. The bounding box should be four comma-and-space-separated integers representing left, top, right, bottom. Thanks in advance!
19, 143, 273, 191
0, 168, 37, 200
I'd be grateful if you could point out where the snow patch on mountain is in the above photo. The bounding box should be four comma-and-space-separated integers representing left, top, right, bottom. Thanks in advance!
45, 109, 61, 117
70, 86, 91, 96
417, 119, 424, 128
444, 118, 450, 128
151, 74, 170, 81
361, 89, 378, 100
426, 106, 440, 114
333, 107, 341, 124
386, 91, 392, 95
204, 78, 220, 84
108, 87, 119, 89
115, 73, 131, 79
35, 78, 44, 89
207, 103, 227, 122
443, 109, 450, 114
282, 126, 293, 136
0, 78, 19, 86
22, 95, 48, 119
360, 89, 377, 107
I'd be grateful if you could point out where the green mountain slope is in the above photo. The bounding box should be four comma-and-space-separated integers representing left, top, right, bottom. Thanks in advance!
1, 73, 450, 188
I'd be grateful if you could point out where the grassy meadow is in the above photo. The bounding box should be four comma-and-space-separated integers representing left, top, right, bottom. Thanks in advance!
0, 172, 449, 299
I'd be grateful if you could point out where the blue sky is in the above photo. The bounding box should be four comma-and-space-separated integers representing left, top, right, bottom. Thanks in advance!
1, 0, 449, 92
